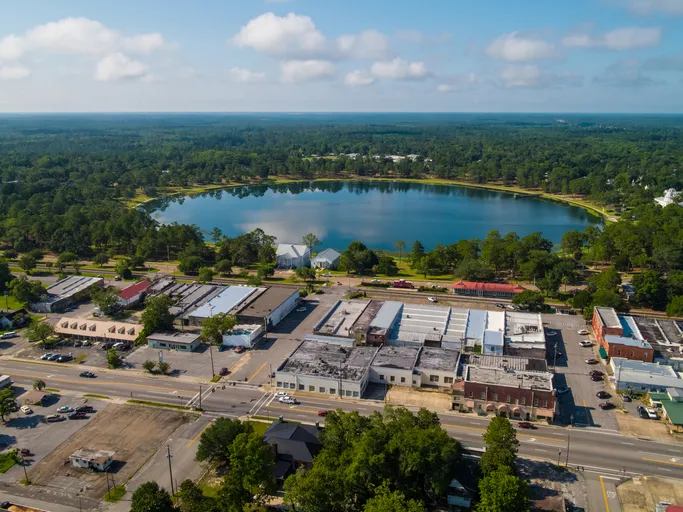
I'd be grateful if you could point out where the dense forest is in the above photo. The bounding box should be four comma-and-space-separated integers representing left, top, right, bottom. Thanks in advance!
1, 113, 683, 314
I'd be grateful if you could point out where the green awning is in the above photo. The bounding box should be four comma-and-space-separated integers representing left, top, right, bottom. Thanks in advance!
599, 347, 608, 359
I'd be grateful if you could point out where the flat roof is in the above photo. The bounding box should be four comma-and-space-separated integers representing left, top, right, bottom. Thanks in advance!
236, 286, 298, 318
47, 276, 103, 298
466, 366, 554, 391
486, 310, 506, 332
416, 347, 460, 372
466, 353, 548, 372
658, 320, 683, 345
505, 311, 545, 344
389, 304, 450, 343
371, 345, 420, 370
483, 330, 504, 347
370, 301, 403, 330
191, 286, 258, 319
147, 331, 201, 344
55, 317, 142, 342
279, 340, 377, 381
617, 368, 682, 389
71, 448, 115, 463
465, 309, 487, 340
605, 334, 653, 349
596, 307, 621, 329
315, 300, 369, 337
612, 357, 677, 377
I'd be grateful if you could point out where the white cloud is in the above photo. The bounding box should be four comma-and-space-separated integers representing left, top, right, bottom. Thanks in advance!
371, 58, 428, 79
0, 35, 25, 61
620, 0, 683, 16
436, 73, 479, 92
227, 67, 267, 83
344, 69, 375, 86
95, 53, 147, 81
336, 30, 390, 60
232, 12, 326, 57
0, 65, 30, 80
562, 27, 661, 50
486, 32, 555, 62
437, 84, 454, 92
500, 65, 582, 88
280, 59, 335, 82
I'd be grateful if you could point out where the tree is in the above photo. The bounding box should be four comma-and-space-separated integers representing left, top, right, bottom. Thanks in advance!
454, 258, 494, 281
246, 275, 262, 286
257, 264, 275, 279
32, 380, 46, 391
142, 360, 156, 373
229, 432, 276, 503
302, 233, 321, 253
91, 287, 120, 316
395, 240, 406, 261
157, 361, 171, 375
210, 227, 223, 245
130, 481, 174, 512
115, 259, 133, 279
57, 252, 78, 265
364, 483, 426, 512
561, 230, 586, 260
201, 313, 237, 346
296, 266, 316, 282
340, 241, 379, 275
9, 276, 46, 305
196, 418, 253, 466
197, 267, 215, 284
633, 271, 668, 310
216, 471, 251, 512
18, 254, 37, 274
92, 253, 110, 267
667, 296, 683, 317
480, 416, 519, 476
107, 348, 122, 369
410, 240, 425, 267
376, 255, 399, 276
0, 388, 17, 422
476, 468, 529, 512
0, 260, 13, 292
178, 254, 203, 274
177, 479, 217, 512
512, 290, 545, 312
214, 259, 233, 276
141, 295, 175, 334
25, 320, 54, 344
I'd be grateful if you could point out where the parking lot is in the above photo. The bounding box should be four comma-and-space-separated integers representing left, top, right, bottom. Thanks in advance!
0, 387, 106, 484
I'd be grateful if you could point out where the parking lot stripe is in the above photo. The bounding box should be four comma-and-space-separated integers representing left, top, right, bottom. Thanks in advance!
246, 362, 268, 384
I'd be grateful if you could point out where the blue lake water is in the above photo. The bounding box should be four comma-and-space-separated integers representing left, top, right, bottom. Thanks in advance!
145, 181, 602, 251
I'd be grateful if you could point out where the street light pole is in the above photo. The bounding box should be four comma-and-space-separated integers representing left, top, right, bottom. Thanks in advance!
166, 445, 175, 496
557, 449, 562, 467
565, 435, 570, 467
553, 342, 558, 369
209, 344, 215, 378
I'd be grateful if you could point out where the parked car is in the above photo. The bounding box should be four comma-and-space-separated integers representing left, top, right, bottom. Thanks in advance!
578, 329, 589, 335
57, 406, 74, 413
40, 353, 54, 360
234, 346, 245, 354
112, 342, 124, 350
82, 340, 90, 347
317, 410, 328, 417
75, 405, 94, 413
114, 276, 122, 281
0, 332, 18, 339
591, 374, 603, 381
495, 303, 505, 308
646, 407, 659, 419
219, 367, 229, 376
585, 358, 599, 364
637, 406, 649, 419
427, 297, 438, 303
579, 340, 593, 347
589, 370, 604, 377
46, 414, 65, 423
517, 422, 536, 429
623, 395, 632, 402
596, 391, 611, 399
20, 406, 33, 415
57, 354, 73, 363
47, 354, 60, 361
79, 371, 96, 378
296, 307, 307, 312
68, 411, 87, 420
73, 341, 82, 347
556, 386, 570, 395
546, 331, 557, 337
599, 402, 615, 410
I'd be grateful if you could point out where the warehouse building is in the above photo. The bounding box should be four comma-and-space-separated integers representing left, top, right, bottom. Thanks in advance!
32, 276, 104, 313
188, 286, 259, 325
116, 280, 151, 308
235, 286, 300, 329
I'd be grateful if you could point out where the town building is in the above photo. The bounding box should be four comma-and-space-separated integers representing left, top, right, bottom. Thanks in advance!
55, 317, 142, 344
462, 354, 555, 422
603, 335, 653, 362
221, 324, 263, 348
276, 244, 310, 269
369, 345, 420, 387
147, 331, 201, 352
610, 358, 682, 393
592, 306, 624, 345
655, 188, 683, 207
504, 311, 547, 359
263, 419, 321, 481
0, 308, 28, 330
116, 280, 151, 308
234, 286, 300, 329
649, 389, 683, 433
32, 276, 104, 313
187, 286, 259, 325
451, 280, 526, 298
158, 283, 219, 317
414, 346, 461, 387
70, 448, 115, 472
311, 249, 341, 269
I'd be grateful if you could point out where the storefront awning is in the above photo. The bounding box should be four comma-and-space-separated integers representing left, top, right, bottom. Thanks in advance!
599, 347, 608, 359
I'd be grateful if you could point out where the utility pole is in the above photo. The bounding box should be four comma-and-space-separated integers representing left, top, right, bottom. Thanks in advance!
565, 434, 570, 467
339, 359, 343, 398
20, 457, 29, 485
557, 449, 562, 467
166, 446, 175, 496
209, 344, 215, 378
199, 384, 202, 410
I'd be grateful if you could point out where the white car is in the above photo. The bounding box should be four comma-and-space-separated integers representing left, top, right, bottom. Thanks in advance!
578, 329, 589, 335
546, 331, 557, 337
279, 397, 298, 405
274, 392, 289, 398
427, 297, 438, 303
646, 408, 659, 420
296, 307, 307, 313
20, 406, 33, 415
579, 340, 593, 347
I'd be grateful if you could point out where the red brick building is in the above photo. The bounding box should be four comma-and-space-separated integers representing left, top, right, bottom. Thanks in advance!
592, 306, 623, 345
592, 307, 654, 362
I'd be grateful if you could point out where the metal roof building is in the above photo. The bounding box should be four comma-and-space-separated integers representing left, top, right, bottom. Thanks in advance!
188, 286, 259, 324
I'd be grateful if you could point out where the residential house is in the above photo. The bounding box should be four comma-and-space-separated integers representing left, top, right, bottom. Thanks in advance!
70, 448, 115, 472
116, 280, 151, 308
311, 249, 341, 270
276, 244, 310, 269
0, 309, 28, 330
451, 280, 525, 298
263, 419, 321, 481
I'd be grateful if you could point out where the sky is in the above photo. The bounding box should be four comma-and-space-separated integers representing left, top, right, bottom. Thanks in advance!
1, 0, 683, 112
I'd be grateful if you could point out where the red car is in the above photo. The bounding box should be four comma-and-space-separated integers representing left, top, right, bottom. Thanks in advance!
317, 410, 328, 417
219, 367, 229, 376
234, 346, 245, 354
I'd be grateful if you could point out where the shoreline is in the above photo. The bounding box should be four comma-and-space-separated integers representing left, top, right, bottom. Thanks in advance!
131, 176, 614, 223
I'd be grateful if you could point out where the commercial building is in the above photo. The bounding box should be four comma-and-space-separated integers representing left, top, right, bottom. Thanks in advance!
462, 354, 555, 422
221, 324, 263, 348
22, 390, 48, 406
592, 306, 624, 345
603, 335, 653, 362
160, 283, 219, 317
276, 244, 310, 269
369, 345, 420, 387
275, 340, 379, 398
147, 332, 201, 352
32, 276, 104, 313
314, 299, 371, 339
187, 286, 259, 325
414, 346, 461, 387
70, 448, 115, 472
311, 249, 341, 269
504, 311, 546, 359
55, 317, 142, 344
610, 357, 682, 393
235, 286, 299, 329
649, 389, 683, 433
451, 280, 525, 298
116, 280, 151, 308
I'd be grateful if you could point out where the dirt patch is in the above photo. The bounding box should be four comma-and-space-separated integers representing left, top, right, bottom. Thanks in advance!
386, 386, 452, 411
618, 476, 683, 512
616, 413, 675, 441
28, 404, 192, 499
518, 459, 586, 511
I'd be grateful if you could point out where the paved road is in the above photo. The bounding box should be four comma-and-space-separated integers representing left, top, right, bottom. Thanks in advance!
3, 358, 682, 485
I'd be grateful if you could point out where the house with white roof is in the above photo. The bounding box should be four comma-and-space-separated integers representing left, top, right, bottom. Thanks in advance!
276, 244, 310, 269
311, 249, 341, 270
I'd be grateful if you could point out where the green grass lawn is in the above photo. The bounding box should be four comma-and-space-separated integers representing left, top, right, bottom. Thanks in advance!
249, 421, 269, 436
0, 452, 17, 473
103, 485, 126, 503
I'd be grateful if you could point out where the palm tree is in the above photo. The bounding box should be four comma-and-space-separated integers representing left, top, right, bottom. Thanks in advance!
32, 380, 46, 391
395, 240, 406, 262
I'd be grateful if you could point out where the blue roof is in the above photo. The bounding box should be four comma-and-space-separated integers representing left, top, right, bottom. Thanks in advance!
483, 330, 504, 347
370, 301, 403, 329
605, 334, 652, 349
465, 309, 487, 340
191, 286, 258, 318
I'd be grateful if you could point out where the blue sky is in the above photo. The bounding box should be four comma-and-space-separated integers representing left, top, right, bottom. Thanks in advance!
1, 0, 683, 112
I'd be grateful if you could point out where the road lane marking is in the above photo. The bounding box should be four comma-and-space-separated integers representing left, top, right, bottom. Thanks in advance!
246, 362, 268, 384
583, 400, 587, 408
600, 476, 611, 512
621, 442, 635, 446
642, 458, 683, 467
440, 423, 563, 442
268, 404, 323, 415
187, 419, 214, 448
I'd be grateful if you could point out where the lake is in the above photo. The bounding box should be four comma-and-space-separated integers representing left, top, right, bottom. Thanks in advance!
145, 181, 602, 251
